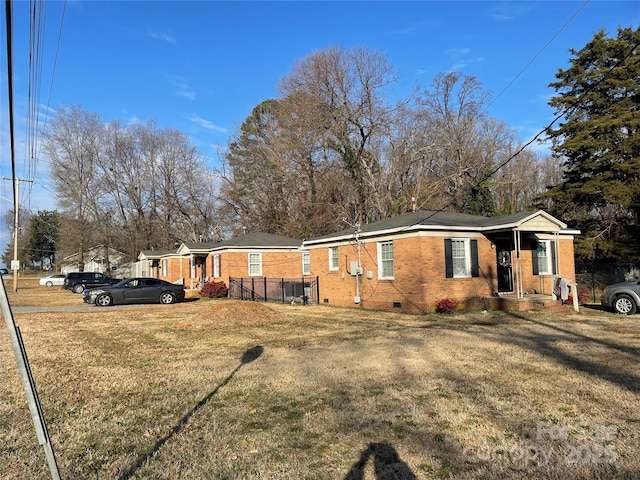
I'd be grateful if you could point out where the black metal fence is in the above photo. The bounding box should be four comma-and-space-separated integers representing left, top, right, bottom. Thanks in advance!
229, 276, 319, 305
575, 262, 639, 303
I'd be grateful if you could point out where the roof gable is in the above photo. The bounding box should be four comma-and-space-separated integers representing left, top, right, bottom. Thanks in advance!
138, 250, 177, 260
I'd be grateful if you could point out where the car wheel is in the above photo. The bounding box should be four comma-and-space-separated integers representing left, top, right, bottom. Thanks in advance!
72, 284, 85, 294
45, 281, 53, 287
96, 294, 113, 307
613, 294, 637, 315
160, 292, 176, 304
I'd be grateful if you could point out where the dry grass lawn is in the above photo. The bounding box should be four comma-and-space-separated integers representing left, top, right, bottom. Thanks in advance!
1, 278, 639, 479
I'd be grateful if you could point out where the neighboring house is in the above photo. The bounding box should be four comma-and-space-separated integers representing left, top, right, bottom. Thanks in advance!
135, 250, 184, 283
136, 210, 580, 313
137, 233, 306, 292
200, 232, 303, 280
61, 245, 132, 278
301, 209, 580, 313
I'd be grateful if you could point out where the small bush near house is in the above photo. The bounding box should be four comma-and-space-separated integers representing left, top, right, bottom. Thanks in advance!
567, 290, 589, 305
436, 298, 457, 314
199, 280, 228, 298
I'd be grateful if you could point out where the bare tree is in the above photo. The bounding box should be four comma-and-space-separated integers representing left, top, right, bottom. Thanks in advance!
414, 72, 515, 215
43, 105, 102, 270
280, 47, 398, 224
45, 108, 221, 262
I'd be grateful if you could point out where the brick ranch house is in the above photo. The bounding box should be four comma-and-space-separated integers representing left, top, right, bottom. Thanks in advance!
136, 233, 304, 290
302, 209, 580, 313
136, 209, 579, 313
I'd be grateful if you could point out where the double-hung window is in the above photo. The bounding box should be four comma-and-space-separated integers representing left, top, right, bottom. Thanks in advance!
161, 259, 168, 277
378, 241, 394, 280
451, 239, 470, 278
533, 240, 556, 275
248, 253, 262, 276
445, 238, 479, 278
302, 252, 310, 275
329, 247, 339, 271
213, 254, 221, 278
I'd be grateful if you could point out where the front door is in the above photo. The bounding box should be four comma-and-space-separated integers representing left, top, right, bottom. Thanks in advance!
496, 240, 513, 293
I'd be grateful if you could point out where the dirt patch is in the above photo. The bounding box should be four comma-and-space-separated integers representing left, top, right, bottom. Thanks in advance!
173, 299, 287, 330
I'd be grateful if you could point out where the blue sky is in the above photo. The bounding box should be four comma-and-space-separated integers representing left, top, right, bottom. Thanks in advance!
1, 0, 639, 259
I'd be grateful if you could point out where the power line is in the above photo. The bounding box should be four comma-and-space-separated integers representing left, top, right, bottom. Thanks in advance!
485, 0, 590, 112
393, 35, 640, 234
32, 0, 66, 203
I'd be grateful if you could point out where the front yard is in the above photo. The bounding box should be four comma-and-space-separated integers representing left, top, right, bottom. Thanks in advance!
1, 281, 639, 479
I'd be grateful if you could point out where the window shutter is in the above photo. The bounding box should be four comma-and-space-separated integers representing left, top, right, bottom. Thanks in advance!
532, 242, 539, 275
444, 239, 453, 278
471, 240, 479, 277
551, 241, 557, 275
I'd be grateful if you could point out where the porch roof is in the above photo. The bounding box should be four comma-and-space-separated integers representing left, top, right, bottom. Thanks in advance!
137, 250, 177, 261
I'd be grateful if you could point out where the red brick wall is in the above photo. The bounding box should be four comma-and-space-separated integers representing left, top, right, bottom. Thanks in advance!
156, 256, 190, 285
208, 250, 305, 283
309, 233, 577, 313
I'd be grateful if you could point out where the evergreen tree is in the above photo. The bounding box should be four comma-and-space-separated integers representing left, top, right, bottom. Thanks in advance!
542, 27, 640, 262
26, 210, 60, 268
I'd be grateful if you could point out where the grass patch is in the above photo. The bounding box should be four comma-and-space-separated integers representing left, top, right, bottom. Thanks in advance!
1, 284, 639, 479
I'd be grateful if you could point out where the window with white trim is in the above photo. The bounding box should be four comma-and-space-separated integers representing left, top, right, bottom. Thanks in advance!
451, 238, 471, 278
248, 253, 262, 276
536, 240, 552, 275
161, 259, 168, 277
378, 241, 394, 280
213, 254, 220, 278
329, 247, 339, 271
302, 252, 310, 275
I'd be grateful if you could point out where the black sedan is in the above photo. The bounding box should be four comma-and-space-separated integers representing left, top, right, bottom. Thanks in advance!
83, 277, 185, 306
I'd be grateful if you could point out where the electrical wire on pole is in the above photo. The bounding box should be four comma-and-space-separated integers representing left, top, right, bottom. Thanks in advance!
2, 177, 34, 293
3, 2, 61, 478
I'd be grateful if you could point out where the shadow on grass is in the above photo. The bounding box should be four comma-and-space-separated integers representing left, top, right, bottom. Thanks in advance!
344, 442, 417, 480
119, 345, 264, 480
580, 303, 613, 313
503, 312, 640, 394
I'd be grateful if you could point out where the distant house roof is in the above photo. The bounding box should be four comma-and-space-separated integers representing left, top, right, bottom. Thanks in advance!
303, 210, 579, 246
177, 232, 301, 255
62, 245, 127, 262
137, 250, 177, 261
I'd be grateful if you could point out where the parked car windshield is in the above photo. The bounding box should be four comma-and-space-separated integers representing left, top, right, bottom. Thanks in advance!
111, 279, 131, 288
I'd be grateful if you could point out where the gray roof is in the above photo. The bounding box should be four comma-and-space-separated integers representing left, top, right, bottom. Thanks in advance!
181, 232, 301, 252
304, 209, 569, 245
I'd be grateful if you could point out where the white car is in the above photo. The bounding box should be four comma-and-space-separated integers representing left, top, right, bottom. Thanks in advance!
39, 274, 66, 287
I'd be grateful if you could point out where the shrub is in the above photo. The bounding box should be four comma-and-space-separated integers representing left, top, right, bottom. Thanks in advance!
436, 298, 457, 314
567, 290, 589, 305
199, 280, 228, 298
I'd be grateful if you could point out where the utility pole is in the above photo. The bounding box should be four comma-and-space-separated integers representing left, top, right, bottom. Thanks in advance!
2, 177, 34, 292
355, 223, 361, 304
343, 217, 363, 305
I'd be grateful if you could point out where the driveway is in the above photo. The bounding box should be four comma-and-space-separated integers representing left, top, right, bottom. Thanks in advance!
10, 304, 148, 314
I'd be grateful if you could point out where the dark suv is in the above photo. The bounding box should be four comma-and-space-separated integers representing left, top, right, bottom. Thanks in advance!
63, 272, 121, 293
